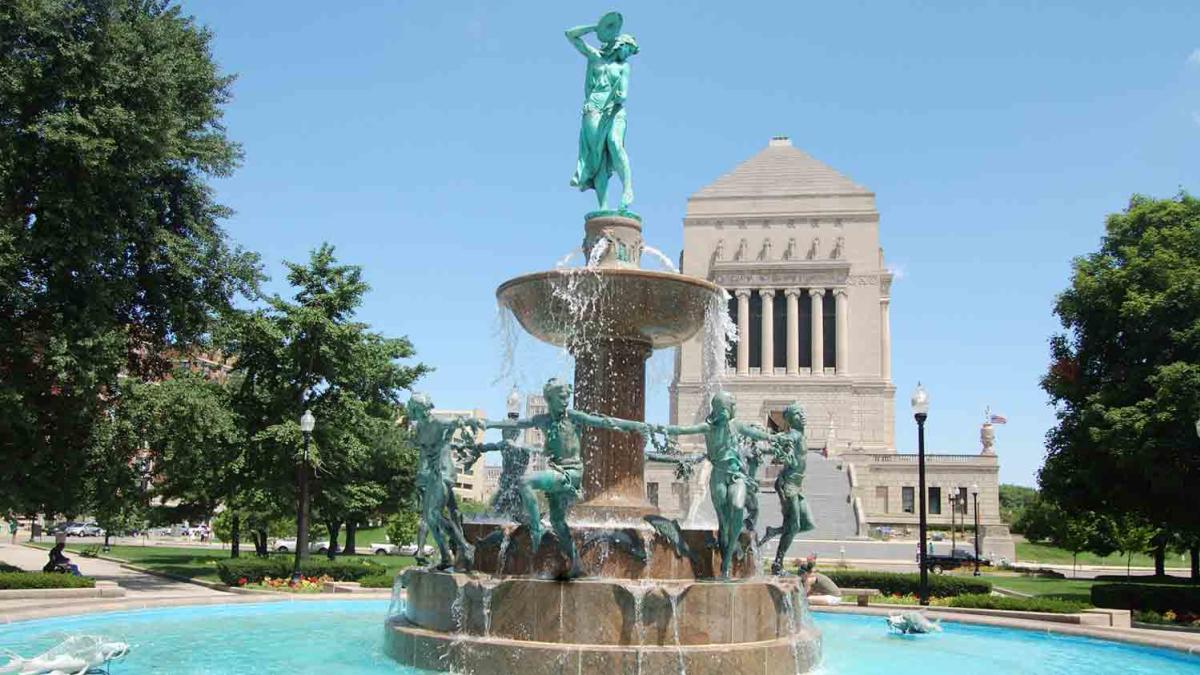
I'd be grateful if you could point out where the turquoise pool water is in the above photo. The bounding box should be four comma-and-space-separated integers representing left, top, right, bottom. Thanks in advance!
1, 600, 1197, 674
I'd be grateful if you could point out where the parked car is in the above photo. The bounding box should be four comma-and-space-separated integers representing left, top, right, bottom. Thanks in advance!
370, 542, 398, 556
398, 543, 435, 557
923, 548, 991, 574
273, 539, 330, 554
64, 523, 104, 537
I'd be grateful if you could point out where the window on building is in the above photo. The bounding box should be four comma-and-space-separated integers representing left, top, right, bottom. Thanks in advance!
901, 486, 914, 513
773, 294, 788, 369
748, 292, 763, 369
875, 486, 889, 513
672, 483, 690, 512
957, 487, 969, 514
822, 291, 836, 370
647, 482, 659, 507
798, 292, 813, 368
929, 487, 942, 515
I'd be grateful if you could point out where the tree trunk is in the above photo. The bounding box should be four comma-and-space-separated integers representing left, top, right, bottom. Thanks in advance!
327, 520, 342, 560
1072, 552, 1077, 579
1154, 541, 1166, 577
1127, 552, 1132, 581
230, 513, 240, 559
1190, 544, 1199, 583
344, 521, 358, 555
103, 530, 111, 551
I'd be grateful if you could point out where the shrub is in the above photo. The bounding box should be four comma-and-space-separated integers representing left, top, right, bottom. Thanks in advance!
822, 570, 991, 597
1092, 583, 1200, 614
947, 593, 1087, 613
0, 563, 22, 573
0, 573, 96, 590
215, 557, 384, 586
359, 573, 396, 589
386, 511, 419, 547
1092, 574, 1191, 585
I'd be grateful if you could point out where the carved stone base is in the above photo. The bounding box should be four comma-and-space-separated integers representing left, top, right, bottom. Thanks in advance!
464, 521, 758, 580
387, 570, 822, 674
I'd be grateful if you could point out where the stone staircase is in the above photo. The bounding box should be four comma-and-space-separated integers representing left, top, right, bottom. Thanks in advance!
754, 454, 862, 558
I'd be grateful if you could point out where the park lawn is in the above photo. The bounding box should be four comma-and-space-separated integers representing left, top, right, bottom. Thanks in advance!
1016, 541, 1158, 568
33, 543, 418, 582
978, 574, 1100, 604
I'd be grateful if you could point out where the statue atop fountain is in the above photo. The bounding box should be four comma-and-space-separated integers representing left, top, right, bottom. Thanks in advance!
760, 402, 817, 575
566, 12, 639, 214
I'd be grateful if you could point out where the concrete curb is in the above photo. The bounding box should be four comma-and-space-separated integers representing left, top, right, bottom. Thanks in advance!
0, 581, 125, 600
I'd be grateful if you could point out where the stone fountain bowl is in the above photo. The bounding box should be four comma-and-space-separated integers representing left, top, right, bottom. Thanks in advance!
497, 268, 723, 349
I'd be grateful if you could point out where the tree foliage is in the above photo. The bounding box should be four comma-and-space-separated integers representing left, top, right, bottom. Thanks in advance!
1039, 193, 1200, 555
0, 0, 260, 516
998, 484, 1038, 528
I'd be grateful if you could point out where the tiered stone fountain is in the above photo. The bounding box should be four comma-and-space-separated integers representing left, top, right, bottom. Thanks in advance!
384, 11, 820, 673
383, 213, 822, 673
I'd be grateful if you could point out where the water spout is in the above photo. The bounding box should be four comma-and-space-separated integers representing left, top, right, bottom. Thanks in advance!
641, 245, 679, 273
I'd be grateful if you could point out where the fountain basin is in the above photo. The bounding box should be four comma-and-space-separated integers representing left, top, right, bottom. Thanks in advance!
390, 570, 821, 674
496, 268, 722, 350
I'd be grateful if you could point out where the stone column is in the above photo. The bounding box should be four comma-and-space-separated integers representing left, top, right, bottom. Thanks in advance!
880, 297, 891, 380
809, 288, 825, 375
835, 287, 849, 375
785, 288, 801, 375
735, 289, 751, 375
760, 289, 775, 375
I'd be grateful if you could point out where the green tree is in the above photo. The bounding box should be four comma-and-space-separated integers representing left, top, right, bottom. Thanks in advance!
1104, 514, 1156, 580
1039, 193, 1200, 580
386, 511, 420, 548
226, 245, 428, 562
0, 0, 261, 517
998, 484, 1038, 530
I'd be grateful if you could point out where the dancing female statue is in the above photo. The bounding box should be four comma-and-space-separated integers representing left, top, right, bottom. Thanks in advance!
565, 13, 639, 212
652, 392, 772, 579
760, 403, 816, 575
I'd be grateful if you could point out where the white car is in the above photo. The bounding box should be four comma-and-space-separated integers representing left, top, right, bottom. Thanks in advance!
273, 539, 330, 554
369, 542, 434, 557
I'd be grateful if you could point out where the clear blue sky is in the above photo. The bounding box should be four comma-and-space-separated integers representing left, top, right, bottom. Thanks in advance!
181, 1, 1200, 486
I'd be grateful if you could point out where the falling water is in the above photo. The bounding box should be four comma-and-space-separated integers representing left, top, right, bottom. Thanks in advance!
586, 237, 610, 268
496, 528, 512, 575
780, 590, 803, 675
387, 574, 405, 620
667, 586, 687, 675
481, 580, 498, 638
641, 245, 679, 273
556, 248, 582, 268
639, 529, 654, 569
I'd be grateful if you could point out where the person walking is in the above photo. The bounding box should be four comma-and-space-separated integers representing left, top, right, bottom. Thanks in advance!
7, 516, 17, 544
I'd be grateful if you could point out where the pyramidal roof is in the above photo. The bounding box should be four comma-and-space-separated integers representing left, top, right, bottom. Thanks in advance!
691, 137, 871, 199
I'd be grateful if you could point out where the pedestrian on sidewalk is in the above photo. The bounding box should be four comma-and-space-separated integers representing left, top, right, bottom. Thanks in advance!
6, 515, 17, 544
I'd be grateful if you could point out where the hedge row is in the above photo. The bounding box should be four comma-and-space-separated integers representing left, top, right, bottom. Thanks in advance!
215, 557, 385, 585
1091, 583, 1200, 613
946, 593, 1087, 614
1092, 574, 1192, 585
0, 563, 21, 573
0, 572, 96, 590
358, 573, 396, 589
823, 570, 991, 597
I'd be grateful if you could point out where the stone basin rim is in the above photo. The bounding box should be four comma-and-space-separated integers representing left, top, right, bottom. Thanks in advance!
495, 267, 723, 298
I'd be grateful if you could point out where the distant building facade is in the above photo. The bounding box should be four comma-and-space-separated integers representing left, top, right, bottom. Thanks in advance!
657, 137, 1013, 559
431, 408, 497, 505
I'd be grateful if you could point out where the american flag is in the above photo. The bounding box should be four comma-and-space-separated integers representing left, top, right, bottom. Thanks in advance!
989, 414, 1007, 425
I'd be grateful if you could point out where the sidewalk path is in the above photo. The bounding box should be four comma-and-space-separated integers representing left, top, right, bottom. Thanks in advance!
0, 542, 224, 599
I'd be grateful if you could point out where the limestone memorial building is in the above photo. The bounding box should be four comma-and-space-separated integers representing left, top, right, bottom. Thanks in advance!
651, 137, 1014, 561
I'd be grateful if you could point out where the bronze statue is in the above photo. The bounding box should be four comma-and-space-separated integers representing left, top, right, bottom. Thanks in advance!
406, 393, 480, 571
759, 403, 816, 575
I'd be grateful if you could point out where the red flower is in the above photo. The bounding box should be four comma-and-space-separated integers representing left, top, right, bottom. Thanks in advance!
237, 577, 247, 586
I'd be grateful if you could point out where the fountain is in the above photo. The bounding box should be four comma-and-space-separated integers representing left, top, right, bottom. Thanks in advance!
385, 11, 821, 673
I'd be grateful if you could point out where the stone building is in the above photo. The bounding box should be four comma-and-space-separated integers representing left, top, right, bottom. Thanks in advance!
657, 137, 1013, 560
431, 408, 497, 505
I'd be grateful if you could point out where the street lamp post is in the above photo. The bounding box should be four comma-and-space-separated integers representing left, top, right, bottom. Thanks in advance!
971, 483, 981, 576
292, 410, 316, 582
911, 383, 930, 606
949, 492, 957, 554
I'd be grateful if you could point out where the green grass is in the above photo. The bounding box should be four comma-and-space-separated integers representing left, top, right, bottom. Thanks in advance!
1016, 541, 1158, 568
978, 574, 1101, 604
32, 542, 417, 583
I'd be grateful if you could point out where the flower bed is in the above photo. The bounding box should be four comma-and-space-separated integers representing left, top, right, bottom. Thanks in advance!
237, 574, 332, 593
215, 557, 384, 586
